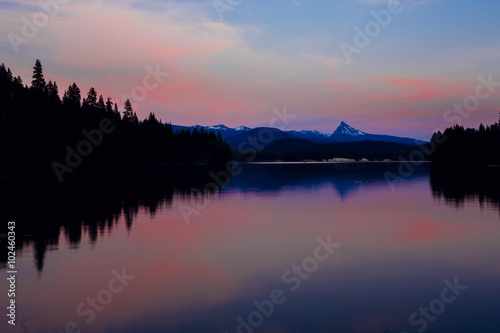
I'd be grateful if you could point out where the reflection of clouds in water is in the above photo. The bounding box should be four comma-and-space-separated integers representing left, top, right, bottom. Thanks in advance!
0, 166, 225, 272
0, 163, 433, 272
19, 318, 29, 333
3, 163, 500, 333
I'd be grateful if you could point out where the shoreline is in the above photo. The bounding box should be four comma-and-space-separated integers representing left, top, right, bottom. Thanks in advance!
238, 160, 432, 165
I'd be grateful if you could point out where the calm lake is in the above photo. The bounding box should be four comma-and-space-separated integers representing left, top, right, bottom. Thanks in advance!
2, 162, 500, 333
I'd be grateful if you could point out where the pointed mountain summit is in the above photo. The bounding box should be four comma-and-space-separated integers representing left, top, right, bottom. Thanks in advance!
332, 121, 365, 136
328, 121, 425, 145
170, 121, 426, 147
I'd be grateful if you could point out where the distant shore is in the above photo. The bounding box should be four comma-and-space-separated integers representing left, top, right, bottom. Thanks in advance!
240, 160, 432, 164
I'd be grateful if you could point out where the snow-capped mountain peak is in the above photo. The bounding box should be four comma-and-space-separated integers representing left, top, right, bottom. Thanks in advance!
332, 121, 365, 136
171, 122, 424, 146
288, 130, 330, 137
309, 130, 330, 137
206, 124, 230, 131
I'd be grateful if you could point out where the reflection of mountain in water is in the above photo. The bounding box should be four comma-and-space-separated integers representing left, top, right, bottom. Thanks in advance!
0, 166, 228, 272
430, 167, 500, 214
0, 163, 434, 272
226, 162, 429, 200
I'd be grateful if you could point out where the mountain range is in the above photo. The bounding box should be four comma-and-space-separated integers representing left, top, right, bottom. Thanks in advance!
171, 122, 426, 151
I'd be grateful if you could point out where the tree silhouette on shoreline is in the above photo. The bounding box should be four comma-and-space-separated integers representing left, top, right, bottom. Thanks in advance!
0, 60, 232, 180
430, 115, 500, 168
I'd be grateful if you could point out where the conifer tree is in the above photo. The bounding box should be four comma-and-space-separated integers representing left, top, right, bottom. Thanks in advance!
105, 97, 113, 113
62, 83, 81, 109
123, 98, 133, 122
97, 95, 105, 112
83, 87, 98, 110
31, 59, 46, 91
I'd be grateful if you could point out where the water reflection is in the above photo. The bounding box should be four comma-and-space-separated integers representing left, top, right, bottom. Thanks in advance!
430, 166, 500, 214
227, 162, 429, 200
1, 163, 500, 333
0, 166, 226, 271
3, 163, 499, 273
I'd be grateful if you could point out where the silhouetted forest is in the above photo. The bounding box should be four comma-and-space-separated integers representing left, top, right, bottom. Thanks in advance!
430, 117, 500, 168
0, 60, 232, 181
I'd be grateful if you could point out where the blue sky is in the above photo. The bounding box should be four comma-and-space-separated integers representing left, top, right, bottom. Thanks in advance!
1, 0, 499, 139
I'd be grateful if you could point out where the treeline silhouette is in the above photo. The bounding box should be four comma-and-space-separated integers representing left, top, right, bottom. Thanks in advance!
0, 166, 229, 272
430, 117, 500, 168
0, 60, 232, 180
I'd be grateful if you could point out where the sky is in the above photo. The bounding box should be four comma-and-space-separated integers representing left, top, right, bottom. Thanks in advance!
1, 0, 499, 140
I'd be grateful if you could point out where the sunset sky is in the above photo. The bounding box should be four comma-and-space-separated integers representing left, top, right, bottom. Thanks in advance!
1, 0, 499, 140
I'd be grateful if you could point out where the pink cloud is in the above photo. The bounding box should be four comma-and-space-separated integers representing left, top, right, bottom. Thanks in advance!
1, 1, 497, 138
371, 77, 468, 103
323, 76, 469, 108
323, 80, 354, 90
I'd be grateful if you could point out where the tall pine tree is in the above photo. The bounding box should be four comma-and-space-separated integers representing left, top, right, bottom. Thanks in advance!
31, 59, 46, 91
63, 83, 81, 109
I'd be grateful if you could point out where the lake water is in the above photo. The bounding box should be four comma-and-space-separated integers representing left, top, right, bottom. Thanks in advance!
2, 163, 500, 333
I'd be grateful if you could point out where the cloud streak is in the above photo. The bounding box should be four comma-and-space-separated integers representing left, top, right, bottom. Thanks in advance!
0, 0, 498, 139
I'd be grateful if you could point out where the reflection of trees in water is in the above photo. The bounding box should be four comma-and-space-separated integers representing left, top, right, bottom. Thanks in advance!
0, 166, 228, 272
430, 166, 500, 214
